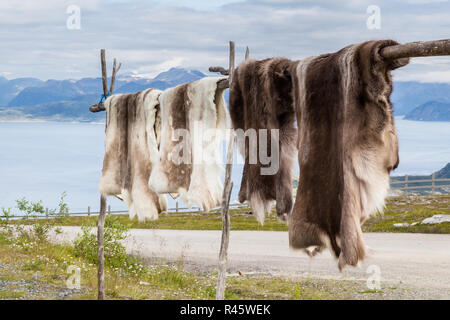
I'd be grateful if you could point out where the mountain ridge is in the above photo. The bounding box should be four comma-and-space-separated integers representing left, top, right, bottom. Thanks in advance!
0, 68, 206, 122
404, 101, 450, 121
1, 69, 450, 122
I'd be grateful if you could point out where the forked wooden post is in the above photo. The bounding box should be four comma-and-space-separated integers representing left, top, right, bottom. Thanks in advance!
95, 48, 122, 300
97, 48, 108, 301
101, 49, 108, 96
109, 58, 122, 94
216, 41, 238, 300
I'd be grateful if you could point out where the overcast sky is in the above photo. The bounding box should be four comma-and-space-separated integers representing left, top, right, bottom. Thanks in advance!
0, 0, 449, 82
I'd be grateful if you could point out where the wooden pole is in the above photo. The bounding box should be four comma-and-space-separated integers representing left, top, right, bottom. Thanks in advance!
381, 39, 450, 60
216, 41, 235, 301
90, 51, 121, 113
209, 66, 229, 75
97, 195, 107, 300
432, 173, 435, 194
245, 46, 249, 60
216, 135, 235, 300
101, 49, 108, 96
97, 49, 109, 300
109, 58, 122, 94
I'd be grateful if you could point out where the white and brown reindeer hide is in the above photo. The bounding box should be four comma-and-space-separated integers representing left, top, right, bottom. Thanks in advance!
98, 89, 168, 221
229, 58, 297, 224
289, 40, 409, 269
148, 77, 229, 212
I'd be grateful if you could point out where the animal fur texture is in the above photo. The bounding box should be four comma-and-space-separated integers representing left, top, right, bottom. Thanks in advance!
98, 89, 168, 221
229, 58, 297, 224
148, 77, 229, 211
288, 40, 409, 269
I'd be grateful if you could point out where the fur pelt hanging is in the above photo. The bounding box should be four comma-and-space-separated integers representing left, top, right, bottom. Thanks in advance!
288, 40, 409, 269
148, 77, 229, 211
229, 58, 297, 224
98, 89, 168, 221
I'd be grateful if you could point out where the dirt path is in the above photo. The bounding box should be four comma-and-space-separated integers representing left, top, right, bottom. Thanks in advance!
50, 227, 450, 299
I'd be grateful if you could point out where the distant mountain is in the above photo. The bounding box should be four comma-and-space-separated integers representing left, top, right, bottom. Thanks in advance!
0, 68, 206, 122
0, 94, 105, 122
153, 68, 205, 84
404, 101, 450, 121
8, 80, 84, 107
435, 163, 450, 179
115, 68, 205, 93
391, 82, 450, 115
3, 71, 448, 122
0, 77, 43, 106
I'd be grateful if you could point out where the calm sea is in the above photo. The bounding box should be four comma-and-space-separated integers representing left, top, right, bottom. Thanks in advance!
0, 117, 449, 213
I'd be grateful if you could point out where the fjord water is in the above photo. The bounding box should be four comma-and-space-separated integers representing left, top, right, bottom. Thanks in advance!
0, 117, 449, 213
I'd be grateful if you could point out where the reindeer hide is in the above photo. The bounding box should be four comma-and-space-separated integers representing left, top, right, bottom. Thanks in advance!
229, 58, 297, 224
289, 40, 409, 269
98, 89, 168, 221
148, 77, 229, 211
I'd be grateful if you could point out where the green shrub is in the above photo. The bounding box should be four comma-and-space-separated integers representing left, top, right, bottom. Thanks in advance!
31, 222, 52, 244
1, 207, 13, 224
49, 191, 70, 218
73, 215, 145, 276
16, 197, 44, 218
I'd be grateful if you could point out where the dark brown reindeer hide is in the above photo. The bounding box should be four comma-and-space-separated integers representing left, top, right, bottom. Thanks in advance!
230, 58, 297, 224
289, 40, 408, 269
98, 89, 168, 221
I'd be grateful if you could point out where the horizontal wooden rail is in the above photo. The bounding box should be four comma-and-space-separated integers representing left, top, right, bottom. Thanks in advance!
399, 185, 449, 190
381, 39, 450, 60
0, 203, 249, 220
390, 178, 450, 184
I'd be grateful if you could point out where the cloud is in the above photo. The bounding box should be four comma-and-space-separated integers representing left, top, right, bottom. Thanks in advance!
0, 0, 449, 82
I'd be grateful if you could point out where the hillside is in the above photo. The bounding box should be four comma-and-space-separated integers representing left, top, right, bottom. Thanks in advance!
0, 76, 44, 106
391, 81, 450, 115
0, 68, 205, 122
404, 101, 450, 121
435, 163, 450, 179
1, 74, 449, 121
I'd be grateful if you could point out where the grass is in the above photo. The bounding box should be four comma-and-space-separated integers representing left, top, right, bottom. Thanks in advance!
0, 289, 26, 299
7, 207, 289, 231
0, 224, 374, 300
363, 194, 450, 233
6, 195, 450, 234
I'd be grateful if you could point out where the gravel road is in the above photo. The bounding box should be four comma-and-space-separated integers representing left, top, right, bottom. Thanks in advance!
50, 227, 450, 299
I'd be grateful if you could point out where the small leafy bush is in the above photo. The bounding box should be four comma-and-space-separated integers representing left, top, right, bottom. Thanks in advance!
73, 215, 145, 276
49, 191, 70, 218
1, 207, 13, 224
16, 198, 44, 218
